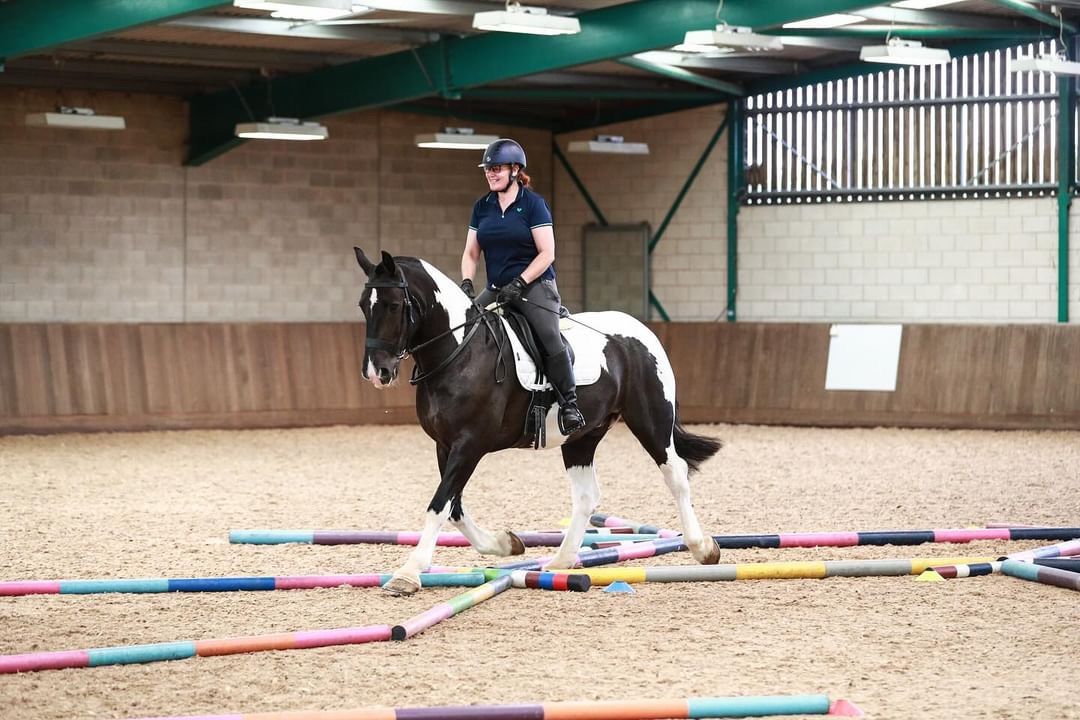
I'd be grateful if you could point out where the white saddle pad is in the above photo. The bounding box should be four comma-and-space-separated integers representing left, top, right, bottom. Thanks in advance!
501, 315, 603, 392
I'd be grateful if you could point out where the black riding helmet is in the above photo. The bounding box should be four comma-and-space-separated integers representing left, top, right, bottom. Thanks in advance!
478, 138, 527, 170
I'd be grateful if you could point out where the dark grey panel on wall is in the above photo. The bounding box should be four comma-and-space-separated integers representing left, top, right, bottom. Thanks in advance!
581, 222, 650, 320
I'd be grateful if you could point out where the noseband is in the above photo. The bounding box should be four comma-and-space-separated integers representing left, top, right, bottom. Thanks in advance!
362, 278, 418, 359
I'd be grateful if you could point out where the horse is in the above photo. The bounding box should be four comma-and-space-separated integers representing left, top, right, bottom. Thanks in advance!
354, 248, 722, 595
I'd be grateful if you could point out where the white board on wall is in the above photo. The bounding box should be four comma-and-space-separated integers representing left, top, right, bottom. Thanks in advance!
825, 324, 903, 391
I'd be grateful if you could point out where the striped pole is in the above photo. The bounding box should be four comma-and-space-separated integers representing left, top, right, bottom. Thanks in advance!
391, 574, 512, 641
1001, 558, 1080, 592
0, 624, 392, 674
123, 694, 861, 719
488, 556, 996, 587
590, 513, 683, 538
0, 572, 487, 597
925, 537, 1080, 580
229, 530, 657, 547
496, 536, 690, 571
504, 571, 591, 592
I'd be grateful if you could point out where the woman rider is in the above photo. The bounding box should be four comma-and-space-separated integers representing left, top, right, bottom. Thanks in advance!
459, 138, 586, 436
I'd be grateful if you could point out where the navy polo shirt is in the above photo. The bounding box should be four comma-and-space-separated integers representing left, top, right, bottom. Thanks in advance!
469, 186, 555, 289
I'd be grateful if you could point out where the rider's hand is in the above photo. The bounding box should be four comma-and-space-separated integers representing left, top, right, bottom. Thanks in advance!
460, 278, 475, 299
496, 276, 527, 305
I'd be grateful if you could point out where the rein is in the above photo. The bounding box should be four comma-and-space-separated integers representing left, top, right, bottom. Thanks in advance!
364, 275, 507, 385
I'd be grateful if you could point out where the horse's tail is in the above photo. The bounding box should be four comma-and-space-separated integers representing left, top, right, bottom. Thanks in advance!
673, 403, 721, 475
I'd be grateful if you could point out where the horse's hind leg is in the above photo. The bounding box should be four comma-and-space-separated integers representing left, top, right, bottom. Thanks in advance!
450, 508, 526, 557
544, 429, 605, 570
623, 410, 720, 565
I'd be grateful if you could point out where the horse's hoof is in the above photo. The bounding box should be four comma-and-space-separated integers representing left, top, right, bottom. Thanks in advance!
506, 530, 526, 555
382, 575, 421, 596
701, 538, 721, 565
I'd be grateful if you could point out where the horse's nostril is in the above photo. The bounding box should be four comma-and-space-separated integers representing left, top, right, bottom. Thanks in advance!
378, 369, 392, 384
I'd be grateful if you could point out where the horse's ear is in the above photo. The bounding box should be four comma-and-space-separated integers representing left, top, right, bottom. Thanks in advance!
380, 250, 397, 276
354, 247, 375, 276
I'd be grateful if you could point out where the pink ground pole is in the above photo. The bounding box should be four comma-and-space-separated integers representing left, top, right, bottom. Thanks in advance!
778, 532, 860, 548
933, 528, 1012, 543
1007, 538, 1080, 562
292, 625, 392, 649
0, 581, 62, 596
0, 650, 89, 673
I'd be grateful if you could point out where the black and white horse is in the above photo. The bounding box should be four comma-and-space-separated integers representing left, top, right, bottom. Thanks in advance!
355, 249, 721, 595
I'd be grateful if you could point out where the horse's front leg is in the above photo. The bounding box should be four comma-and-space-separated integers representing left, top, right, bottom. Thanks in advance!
544, 433, 602, 570
383, 445, 483, 596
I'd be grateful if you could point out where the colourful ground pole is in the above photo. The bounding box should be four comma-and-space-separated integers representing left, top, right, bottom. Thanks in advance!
0, 572, 487, 597
229, 530, 656, 547
124, 693, 860, 719
391, 574, 513, 641
545, 556, 995, 586
1001, 558, 1080, 591
0, 623, 394, 674
927, 537, 1080, 580
496, 537, 689, 572
589, 513, 684, 538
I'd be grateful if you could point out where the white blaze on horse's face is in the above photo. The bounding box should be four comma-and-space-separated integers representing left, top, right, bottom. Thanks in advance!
364, 287, 383, 386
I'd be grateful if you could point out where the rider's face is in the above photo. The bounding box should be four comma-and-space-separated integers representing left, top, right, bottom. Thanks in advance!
484, 164, 513, 191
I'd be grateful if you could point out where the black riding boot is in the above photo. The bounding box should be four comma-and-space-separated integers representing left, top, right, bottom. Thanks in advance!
544, 348, 586, 435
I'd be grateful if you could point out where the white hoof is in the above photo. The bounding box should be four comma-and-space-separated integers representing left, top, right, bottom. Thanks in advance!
382, 574, 421, 596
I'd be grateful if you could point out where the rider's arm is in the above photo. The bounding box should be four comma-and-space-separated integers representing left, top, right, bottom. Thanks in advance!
519, 225, 555, 284
461, 228, 481, 281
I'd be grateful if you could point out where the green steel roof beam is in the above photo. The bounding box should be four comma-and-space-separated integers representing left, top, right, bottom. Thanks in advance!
853, 7, 1031, 31
553, 98, 726, 135
617, 57, 745, 97
395, 103, 553, 131
465, 88, 726, 102
187, 0, 896, 165
747, 37, 1051, 95
984, 0, 1077, 34
768, 26, 1045, 39
0, 0, 229, 60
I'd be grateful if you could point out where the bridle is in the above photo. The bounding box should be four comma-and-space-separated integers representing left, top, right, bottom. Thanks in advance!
362, 273, 495, 385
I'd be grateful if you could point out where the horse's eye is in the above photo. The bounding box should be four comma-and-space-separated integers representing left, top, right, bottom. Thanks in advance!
388, 301, 402, 311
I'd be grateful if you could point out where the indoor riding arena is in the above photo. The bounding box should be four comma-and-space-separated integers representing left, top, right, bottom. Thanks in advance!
2, 3, 1079, 720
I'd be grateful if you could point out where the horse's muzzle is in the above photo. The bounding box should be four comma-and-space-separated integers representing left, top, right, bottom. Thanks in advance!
365, 357, 399, 388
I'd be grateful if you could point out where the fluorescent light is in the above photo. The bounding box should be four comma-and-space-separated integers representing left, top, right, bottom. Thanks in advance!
783, 13, 864, 29
1009, 54, 1080, 76
473, 5, 580, 36
860, 38, 951, 65
235, 117, 328, 140
233, 0, 360, 20
681, 25, 782, 53
567, 135, 649, 155
415, 127, 499, 150
25, 106, 125, 130
890, 0, 962, 8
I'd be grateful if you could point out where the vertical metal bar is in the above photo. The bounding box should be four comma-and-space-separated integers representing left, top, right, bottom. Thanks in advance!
727, 99, 743, 322
1057, 37, 1075, 323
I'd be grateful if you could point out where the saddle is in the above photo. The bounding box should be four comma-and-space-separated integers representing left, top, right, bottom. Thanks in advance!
495, 306, 602, 450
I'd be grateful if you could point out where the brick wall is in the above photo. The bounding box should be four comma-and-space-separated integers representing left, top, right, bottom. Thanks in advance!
739, 197, 1080, 323
0, 87, 548, 322
3, 84, 1078, 324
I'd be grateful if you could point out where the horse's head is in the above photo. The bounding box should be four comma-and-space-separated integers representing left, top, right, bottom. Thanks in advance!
355, 248, 418, 388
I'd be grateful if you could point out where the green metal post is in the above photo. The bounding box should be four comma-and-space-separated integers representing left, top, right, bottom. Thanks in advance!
1058, 39, 1075, 323
726, 99, 743, 322
649, 115, 729, 253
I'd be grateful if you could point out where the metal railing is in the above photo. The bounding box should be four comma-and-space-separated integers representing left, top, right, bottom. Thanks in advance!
744, 41, 1069, 204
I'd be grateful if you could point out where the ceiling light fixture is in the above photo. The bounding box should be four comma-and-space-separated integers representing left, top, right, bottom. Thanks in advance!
1009, 53, 1080, 77
679, 24, 782, 53
860, 38, 951, 65
567, 135, 650, 155
890, 0, 962, 7
473, 2, 580, 36
415, 127, 499, 150
25, 106, 126, 130
233, 0, 362, 21
235, 116, 329, 140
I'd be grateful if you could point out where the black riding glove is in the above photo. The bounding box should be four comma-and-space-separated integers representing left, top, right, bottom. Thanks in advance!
460, 278, 475, 299
496, 276, 528, 305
